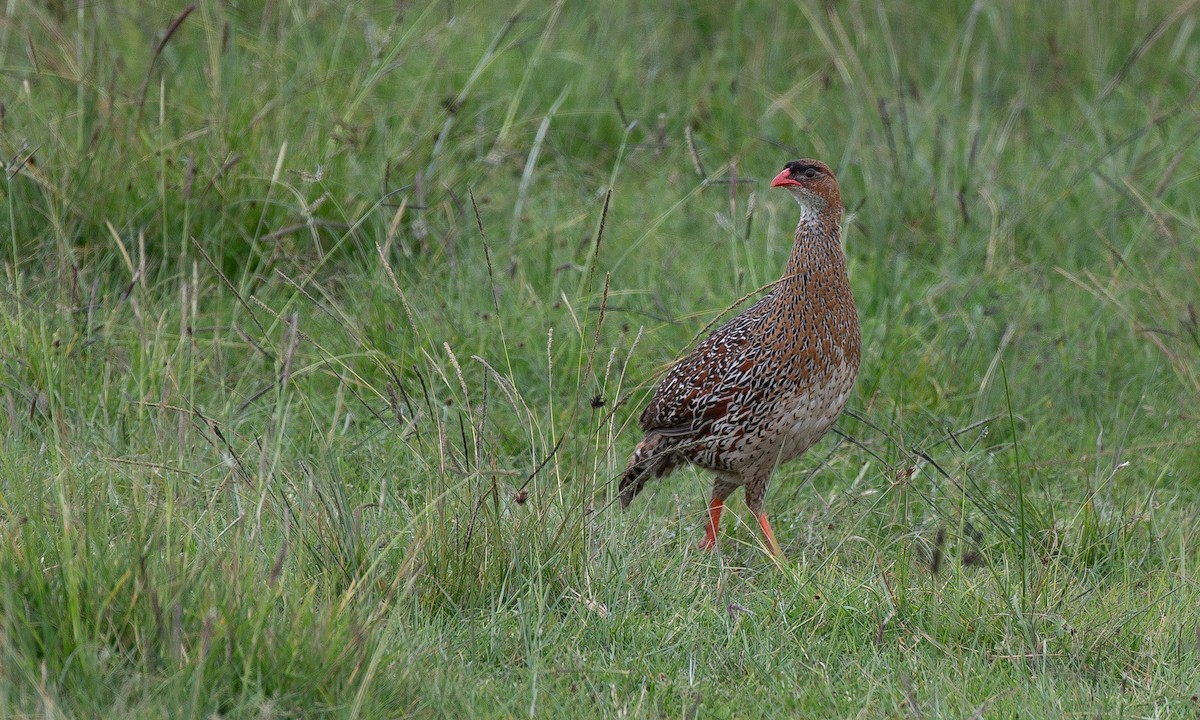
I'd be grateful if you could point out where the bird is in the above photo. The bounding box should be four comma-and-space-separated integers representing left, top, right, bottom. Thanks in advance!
619, 159, 860, 556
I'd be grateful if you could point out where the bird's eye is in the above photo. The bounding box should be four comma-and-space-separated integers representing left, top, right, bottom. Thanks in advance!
803, 167, 818, 179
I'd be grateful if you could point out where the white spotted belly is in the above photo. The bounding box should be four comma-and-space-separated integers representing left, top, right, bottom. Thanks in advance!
771, 366, 856, 463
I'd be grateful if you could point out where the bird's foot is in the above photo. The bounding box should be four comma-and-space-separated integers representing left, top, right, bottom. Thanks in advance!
698, 497, 724, 551
755, 512, 783, 557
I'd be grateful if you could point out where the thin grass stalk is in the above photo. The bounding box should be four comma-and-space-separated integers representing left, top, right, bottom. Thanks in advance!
1000, 360, 1027, 615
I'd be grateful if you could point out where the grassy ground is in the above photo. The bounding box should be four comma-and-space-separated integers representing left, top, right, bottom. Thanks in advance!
2, 0, 1199, 716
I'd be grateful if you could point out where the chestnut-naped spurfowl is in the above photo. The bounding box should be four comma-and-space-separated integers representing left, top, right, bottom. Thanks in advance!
620, 159, 860, 555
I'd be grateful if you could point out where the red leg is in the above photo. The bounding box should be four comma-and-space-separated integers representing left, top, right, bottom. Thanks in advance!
755, 512, 782, 556
699, 497, 724, 550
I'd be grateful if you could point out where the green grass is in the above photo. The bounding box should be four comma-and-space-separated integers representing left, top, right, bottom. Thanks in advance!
2, 0, 1199, 716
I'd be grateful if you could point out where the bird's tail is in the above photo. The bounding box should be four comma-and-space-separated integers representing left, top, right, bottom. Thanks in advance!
620, 432, 683, 508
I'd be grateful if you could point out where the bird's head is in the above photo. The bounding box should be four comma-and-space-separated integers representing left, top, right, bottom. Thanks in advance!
770, 159, 840, 214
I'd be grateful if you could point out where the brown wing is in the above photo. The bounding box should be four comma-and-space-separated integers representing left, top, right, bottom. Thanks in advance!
639, 295, 774, 434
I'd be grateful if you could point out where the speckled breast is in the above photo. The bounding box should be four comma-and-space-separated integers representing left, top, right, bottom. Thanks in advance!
770, 360, 859, 463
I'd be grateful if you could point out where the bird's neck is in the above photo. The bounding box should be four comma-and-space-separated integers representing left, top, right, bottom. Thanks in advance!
781, 207, 846, 287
